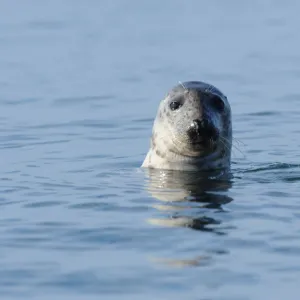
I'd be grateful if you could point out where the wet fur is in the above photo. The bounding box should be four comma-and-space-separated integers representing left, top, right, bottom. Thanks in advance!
142, 81, 232, 171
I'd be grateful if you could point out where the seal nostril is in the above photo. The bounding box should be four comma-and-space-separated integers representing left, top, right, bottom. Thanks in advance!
192, 119, 201, 130
195, 119, 209, 129
191, 119, 207, 132
188, 118, 218, 142
187, 119, 203, 141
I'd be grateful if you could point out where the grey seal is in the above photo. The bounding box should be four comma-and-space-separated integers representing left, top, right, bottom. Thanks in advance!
141, 81, 232, 171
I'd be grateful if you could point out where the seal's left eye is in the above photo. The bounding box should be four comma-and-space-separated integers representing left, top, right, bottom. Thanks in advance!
170, 101, 182, 111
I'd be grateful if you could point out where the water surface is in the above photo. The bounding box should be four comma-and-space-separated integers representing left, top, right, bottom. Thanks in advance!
1, 1, 300, 299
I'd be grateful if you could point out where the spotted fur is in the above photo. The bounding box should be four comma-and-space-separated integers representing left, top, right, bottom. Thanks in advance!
142, 81, 232, 171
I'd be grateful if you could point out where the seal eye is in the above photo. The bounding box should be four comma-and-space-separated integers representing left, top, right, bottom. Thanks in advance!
169, 101, 182, 111
211, 96, 225, 112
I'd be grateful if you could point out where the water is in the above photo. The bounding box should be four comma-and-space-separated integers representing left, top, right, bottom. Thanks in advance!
1, 0, 300, 299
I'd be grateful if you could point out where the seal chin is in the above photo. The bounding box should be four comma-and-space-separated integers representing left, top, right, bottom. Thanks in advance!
191, 147, 215, 158
170, 138, 217, 158
188, 135, 219, 155
188, 129, 219, 154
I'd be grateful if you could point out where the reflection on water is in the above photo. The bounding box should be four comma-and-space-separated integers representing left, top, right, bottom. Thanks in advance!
143, 168, 234, 267
144, 168, 233, 230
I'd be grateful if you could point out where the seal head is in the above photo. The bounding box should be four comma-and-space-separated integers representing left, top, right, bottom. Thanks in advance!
142, 81, 232, 171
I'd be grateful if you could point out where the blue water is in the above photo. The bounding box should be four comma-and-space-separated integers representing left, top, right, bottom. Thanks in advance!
1, 1, 300, 299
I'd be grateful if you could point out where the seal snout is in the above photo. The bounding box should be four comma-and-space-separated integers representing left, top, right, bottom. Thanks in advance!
187, 118, 218, 144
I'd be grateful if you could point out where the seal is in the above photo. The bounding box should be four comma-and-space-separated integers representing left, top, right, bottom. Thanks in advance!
141, 81, 232, 171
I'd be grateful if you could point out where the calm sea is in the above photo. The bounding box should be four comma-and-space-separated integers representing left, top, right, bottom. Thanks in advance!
1, 1, 300, 299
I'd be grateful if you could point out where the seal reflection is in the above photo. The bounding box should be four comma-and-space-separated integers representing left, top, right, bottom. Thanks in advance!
143, 168, 233, 267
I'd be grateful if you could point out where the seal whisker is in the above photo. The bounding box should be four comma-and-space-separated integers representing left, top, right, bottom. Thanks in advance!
231, 140, 245, 158
219, 137, 231, 157
220, 136, 245, 159
178, 81, 187, 91
231, 137, 246, 159
219, 137, 232, 156
232, 137, 245, 147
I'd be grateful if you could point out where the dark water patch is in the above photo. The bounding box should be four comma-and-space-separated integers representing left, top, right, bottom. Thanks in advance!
27, 20, 68, 31
0, 139, 70, 149
0, 186, 30, 195
0, 98, 39, 105
246, 111, 283, 117
68, 200, 119, 211
30, 119, 119, 130
120, 75, 143, 83
52, 95, 115, 107
271, 246, 300, 256
23, 200, 67, 208
0, 134, 39, 142
241, 162, 300, 173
